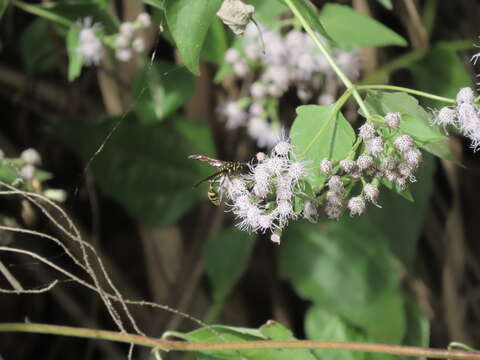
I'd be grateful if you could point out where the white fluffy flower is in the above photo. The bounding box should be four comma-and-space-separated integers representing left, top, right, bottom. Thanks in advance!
456, 87, 475, 104
225, 48, 241, 63
222, 101, 247, 129
287, 161, 308, 182
394, 135, 414, 153
20, 164, 35, 180
366, 137, 384, 157
116, 48, 132, 62
132, 37, 145, 53
251, 82, 266, 99
435, 107, 457, 126
76, 18, 104, 66
137, 13, 152, 28
273, 140, 291, 157
21, 148, 41, 165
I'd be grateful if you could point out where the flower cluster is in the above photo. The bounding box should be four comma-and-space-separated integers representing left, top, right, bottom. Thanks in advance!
76, 13, 151, 66
320, 112, 422, 219
19, 148, 41, 180
434, 87, 480, 151
76, 17, 104, 66
219, 139, 313, 244
114, 13, 151, 62
219, 23, 361, 149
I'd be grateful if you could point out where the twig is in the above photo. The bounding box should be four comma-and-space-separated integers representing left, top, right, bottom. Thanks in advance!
1, 322, 480, 359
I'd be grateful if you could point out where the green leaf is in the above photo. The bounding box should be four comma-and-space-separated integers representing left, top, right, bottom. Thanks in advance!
132, 61, 194, 123
319, 4, 406, 49
290, 105, 356, 191
284, 0, 332, 42
364, 91, 446, 146
305, 307, 366, 360
185, 324, 317, 360
402, 297, 430, 358
0, 0, 10, 20
278, 217, 405, 343
165, 0, 223, 75
201, 18, 228, 65
66, 26, 83, 81
203, 227, 255, 303
375, 0, 393, 10
368, 153, 435, 266
51, 116, 211, 227
143, 0, 165, 11
252, 0, 287, 27
19, 19, 56, 75
0, 161, 22, 184
410, 42, 472, 108
259, 321, 317, 360
15, 1, 118, 33
174, 120, 217, 158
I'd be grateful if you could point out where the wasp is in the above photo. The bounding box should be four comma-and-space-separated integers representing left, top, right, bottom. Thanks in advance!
189, 154, 246, 206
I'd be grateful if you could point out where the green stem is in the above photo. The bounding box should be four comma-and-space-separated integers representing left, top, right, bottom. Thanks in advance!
357, 85, 456, 104
12, 0, 73, 27
282, 0, 370, 117
1, 323, 480, 360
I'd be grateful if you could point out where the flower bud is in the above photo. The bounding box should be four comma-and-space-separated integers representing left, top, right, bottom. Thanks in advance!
358, 123, 376, 139
348, 196, 366, 216
363, 183, 379, 202
319, 159, 332, 175
327, 175, 343, 192
357, 154, 373, 171
339, 159, 356, 174
384, 112, 401, 128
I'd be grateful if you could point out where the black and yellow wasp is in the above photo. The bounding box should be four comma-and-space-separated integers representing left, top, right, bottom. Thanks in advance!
189, 154, 246, 206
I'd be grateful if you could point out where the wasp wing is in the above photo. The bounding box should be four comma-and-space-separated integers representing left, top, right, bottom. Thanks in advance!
188, 154, 225, 168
